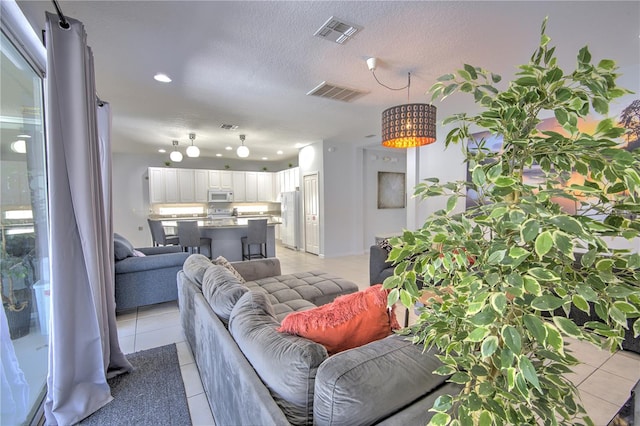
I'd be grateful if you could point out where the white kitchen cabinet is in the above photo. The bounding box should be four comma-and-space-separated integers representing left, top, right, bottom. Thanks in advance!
274, 171, 282, 201
232, 171, 246, 202
148, 167, 165, 204
208, 170, 221, 189
245, 172, 258, 202
194, 169, 208, 202
278, 167, 300, 193
178, 169, 195, 202
257, 172, 274, 202
164, 169, 179, 203
220, 171, 233, 189
209, 170, 233, 190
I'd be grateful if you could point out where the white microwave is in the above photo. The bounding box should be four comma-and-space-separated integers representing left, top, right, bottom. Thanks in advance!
208, 190, 234, 203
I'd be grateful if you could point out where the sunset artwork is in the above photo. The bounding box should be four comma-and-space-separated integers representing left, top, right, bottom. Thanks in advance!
466, 100, 639, 215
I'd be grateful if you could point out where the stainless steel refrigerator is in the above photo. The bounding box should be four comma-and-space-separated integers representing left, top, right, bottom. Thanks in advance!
280, 190, 300, 249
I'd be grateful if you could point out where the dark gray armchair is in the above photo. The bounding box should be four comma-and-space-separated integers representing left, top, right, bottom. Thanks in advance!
114, 233, 189, 312
370, 245, 395, 285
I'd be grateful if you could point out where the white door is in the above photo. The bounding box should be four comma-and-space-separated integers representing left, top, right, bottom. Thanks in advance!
245, 172, 258, 202
148, 167, 165, 204
164, 168, 179, 203
303, 173, 319, 255
178, 169, 195, 202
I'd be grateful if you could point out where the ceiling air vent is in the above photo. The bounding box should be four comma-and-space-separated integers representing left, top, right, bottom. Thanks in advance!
306, 81, 367, 102
220, 124, 238, 130
314, 16, 362, 44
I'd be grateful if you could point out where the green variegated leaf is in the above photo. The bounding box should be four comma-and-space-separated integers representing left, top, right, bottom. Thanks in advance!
481, 336, 499, 358
519, 356, 542, 392
523, 276, 542, 296
467, 327, 490, 342
572, 294, 590, 314
490, 293, 508, 314
534, 231, 553, 258
506, 367, 516, 390
524, 314, 547, 344
428, 412, 451, 426
528, 268, 560, 281
544, 323, 565, 354
502, 325, 522, 354
553, 316, 582, 338
531, 295, 564, 311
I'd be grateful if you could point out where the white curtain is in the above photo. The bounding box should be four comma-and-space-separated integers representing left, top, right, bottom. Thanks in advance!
44, 12, 132, 425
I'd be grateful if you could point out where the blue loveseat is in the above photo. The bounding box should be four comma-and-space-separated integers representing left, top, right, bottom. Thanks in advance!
114, 233, 189, 312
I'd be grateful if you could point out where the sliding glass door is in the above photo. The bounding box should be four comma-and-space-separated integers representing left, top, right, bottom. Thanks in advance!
1, 30, 49, 424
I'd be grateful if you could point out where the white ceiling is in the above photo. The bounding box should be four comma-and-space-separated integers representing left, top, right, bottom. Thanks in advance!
15, 1, 640, 162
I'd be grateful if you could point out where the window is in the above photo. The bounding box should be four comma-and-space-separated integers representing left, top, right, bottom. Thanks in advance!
1, 29, 50, 424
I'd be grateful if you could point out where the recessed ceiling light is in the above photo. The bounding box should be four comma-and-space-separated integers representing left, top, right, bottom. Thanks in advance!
216, 153, 222, 157
276, 150, 283, 155
158, 148, 166, 153
225, 146, 233, 151
17, 134, 30, 138
262, 157, 268, 160
154, 73, 172, 83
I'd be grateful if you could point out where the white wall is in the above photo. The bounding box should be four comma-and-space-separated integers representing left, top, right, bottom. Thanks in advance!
362, 148, 407, 249
322, 143, 364, 257
112, 152, 297, 247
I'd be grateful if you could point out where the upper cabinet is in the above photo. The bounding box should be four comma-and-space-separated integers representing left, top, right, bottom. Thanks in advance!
208, 170, 233, 190
232, 171, 246, 202
257, 172, 274, 202
194, 170, 208, 202
277, 167, 300, 194
148, 167, 166, 204
149, 167, 281, 204
244, 172, 258, 202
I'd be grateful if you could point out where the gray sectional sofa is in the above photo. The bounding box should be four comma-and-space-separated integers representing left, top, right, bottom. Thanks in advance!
114, 233, 189, 311
177, 254, 460, 426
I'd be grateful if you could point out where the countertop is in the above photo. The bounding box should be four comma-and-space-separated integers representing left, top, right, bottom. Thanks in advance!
158, 217, 281, 229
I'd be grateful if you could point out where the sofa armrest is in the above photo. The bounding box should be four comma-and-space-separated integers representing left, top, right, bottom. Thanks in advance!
230, 258, 282, 281
138, 246, 183, 255
314, 334, 451, 426
115, 252, 189, 274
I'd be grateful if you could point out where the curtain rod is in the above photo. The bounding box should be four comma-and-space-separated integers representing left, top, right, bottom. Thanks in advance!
51, 0, 69, 29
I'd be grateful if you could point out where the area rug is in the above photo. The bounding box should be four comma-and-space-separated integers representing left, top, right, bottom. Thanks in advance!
80, 344, 191, 425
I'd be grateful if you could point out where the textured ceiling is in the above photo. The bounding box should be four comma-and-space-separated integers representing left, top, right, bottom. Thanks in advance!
15, 1, 640, 162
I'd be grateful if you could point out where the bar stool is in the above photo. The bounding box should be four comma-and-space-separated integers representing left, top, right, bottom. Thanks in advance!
148, 219, 179, 246
178, 221, 212, 258
241, 219, 268, 260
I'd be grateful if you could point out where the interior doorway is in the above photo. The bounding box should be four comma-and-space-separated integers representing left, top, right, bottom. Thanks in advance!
302, 173, 319, 255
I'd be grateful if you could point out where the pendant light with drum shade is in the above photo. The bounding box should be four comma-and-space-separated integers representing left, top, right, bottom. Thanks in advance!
237, 134, 250, 158
170, 140, 183, 162
367, 57, 437, 148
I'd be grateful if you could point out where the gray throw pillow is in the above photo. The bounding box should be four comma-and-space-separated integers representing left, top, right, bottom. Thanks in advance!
182, 254, 213, 289
202, 265, 248, 323
113, 233, 135, 261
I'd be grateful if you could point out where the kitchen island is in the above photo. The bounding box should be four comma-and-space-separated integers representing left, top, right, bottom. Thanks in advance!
159, 217, 279, 262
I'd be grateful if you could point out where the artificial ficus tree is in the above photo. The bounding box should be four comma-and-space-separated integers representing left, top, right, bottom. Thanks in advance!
383, 18, 640, 426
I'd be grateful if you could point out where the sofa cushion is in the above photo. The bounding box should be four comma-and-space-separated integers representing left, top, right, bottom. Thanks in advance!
313, 334, 450, 426
278, 285, 399, 355
229, 291, 327, 426
247, 271, 358, 306
202, 265, 248, 323
213, 256, 246, 283
113, 233, 135, 261
182, 254, 213, 289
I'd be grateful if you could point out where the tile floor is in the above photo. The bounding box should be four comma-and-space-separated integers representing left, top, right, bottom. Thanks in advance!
116, 243, 640, 426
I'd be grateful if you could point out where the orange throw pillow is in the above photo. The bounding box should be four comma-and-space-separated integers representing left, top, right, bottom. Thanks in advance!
277, 284, 400, 355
